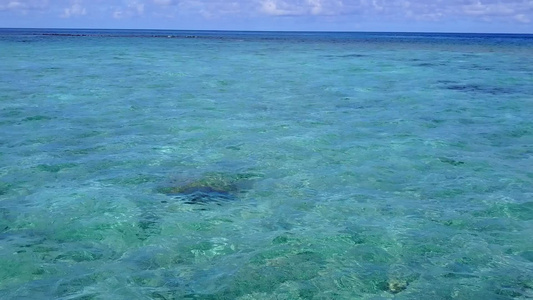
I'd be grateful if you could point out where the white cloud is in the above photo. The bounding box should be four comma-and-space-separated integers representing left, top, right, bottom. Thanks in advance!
259, 0, 344, 16
0, 0, 48, 12
324, 0, 533, 23
61, 0, 86, 18
112, 0, 145, 19
260, 0, 300, 16
131, 1, 145, 14
171, 0, 245, 18
112, 9, 123, 18
515, 13, 530, 23
308, 0, 322, 15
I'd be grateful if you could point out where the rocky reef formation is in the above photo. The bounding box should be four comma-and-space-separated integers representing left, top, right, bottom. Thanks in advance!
157, 172, 259, 205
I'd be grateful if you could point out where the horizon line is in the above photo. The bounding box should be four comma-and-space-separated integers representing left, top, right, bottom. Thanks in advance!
1, 27, 533, 36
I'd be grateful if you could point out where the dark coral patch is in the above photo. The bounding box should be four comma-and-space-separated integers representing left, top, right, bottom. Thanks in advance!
157, 172, 259, 205
438, 82, 514, 95
438, 157, 465, 166
170, 187, 237, 205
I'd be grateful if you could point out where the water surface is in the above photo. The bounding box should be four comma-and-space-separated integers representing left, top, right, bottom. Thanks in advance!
1, 29, 532, 299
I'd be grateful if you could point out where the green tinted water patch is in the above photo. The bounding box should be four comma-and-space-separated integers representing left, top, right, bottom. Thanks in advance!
158, 173, 239, 195
0, 208, 12, 233
484, 266, 533, 299
342, 223, 398, 248
102, 174, 162, 187
201, 249, 325, 299
0, 230, 58, 290
0, 182, 12, 196
475, 201, 533, 221
0, 107, 24, 119
201, 228, 410, 298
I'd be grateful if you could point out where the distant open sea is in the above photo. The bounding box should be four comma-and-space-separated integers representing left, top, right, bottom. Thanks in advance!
1, 28, 532, 299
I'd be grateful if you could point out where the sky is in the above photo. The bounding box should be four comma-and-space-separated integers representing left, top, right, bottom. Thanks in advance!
0, 0, 532, 33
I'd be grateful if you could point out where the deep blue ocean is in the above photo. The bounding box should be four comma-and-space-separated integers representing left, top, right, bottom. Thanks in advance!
0, 28, 532, 299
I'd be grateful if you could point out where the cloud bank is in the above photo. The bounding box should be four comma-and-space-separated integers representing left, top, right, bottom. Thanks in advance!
0, 0, 532, 31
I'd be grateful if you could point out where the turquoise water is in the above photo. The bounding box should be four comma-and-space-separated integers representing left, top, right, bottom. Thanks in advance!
1, 29, 532, 299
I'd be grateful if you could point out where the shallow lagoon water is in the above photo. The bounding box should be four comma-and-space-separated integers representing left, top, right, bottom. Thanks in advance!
0, 29, 532, 299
